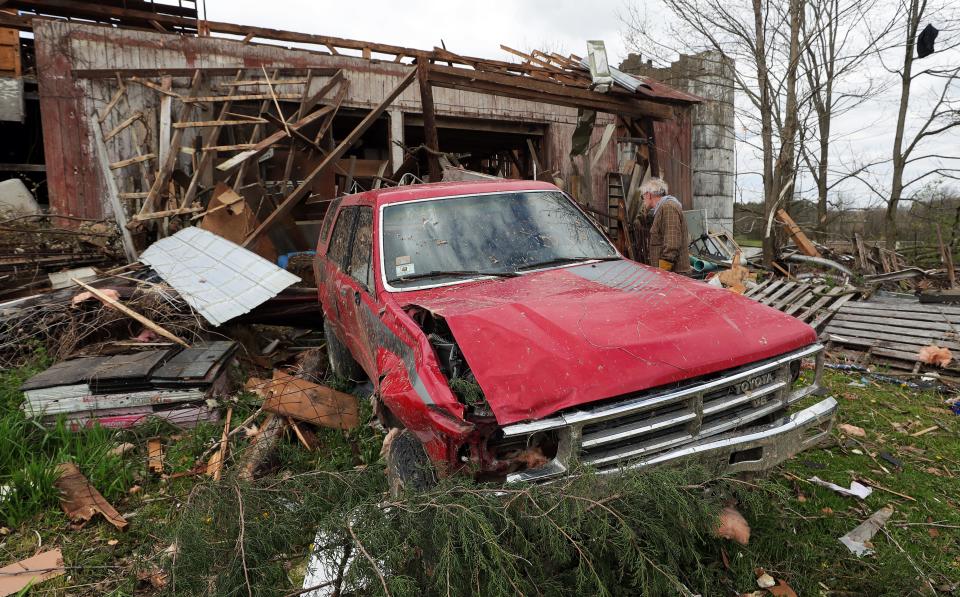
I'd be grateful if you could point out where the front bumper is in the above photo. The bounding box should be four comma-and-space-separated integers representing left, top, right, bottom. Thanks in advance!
600, 396, 837, 475
507, 397, 837, 482
505, 344, 835, 483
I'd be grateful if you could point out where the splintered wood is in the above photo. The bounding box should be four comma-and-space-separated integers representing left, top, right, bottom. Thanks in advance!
55, 463, 128, 531
777, 208, 821, 258
248, 370, 360, 430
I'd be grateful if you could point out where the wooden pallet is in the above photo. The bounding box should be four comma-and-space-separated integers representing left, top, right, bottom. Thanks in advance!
823, 300, 960, 374
744, 280, 859, 330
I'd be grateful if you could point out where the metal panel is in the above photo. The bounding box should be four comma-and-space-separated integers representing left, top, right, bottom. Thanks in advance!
139, 227, 301, 326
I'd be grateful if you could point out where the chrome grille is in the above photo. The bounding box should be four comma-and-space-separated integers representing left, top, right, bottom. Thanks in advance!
504, 344, 824, 481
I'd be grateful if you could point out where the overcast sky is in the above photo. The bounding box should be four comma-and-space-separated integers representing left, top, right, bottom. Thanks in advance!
202, 0, 958, 207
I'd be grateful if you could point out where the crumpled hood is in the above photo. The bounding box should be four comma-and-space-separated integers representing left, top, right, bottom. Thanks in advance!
401, 260, 816, 425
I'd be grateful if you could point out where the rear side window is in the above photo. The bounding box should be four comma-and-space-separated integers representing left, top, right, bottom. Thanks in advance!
318, 196, 344, 252
348, 207, 374, 291
328, 206, 357, 269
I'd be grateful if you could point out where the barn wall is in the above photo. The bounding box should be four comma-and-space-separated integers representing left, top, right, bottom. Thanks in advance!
33, 21, 679, 221
653, 106, 693, 210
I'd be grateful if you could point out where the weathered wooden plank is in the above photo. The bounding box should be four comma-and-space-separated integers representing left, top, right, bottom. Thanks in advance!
824, 325, 960, 350
109, 153, 155, 169
832, 312, 959, 333
824, 320, 955, 342
90, 113, 138, 262
848, 301, 960, 317
773, 284, 812, 311
24, 389, 205, 416
809, 292, 857, 330
158, 76, 172, 165
838, 305, 960, 325
761, 281, 796, 306
178, 70, 244, 208
796, 286, 844, 322
743, 279, 770, 298
172, 118, 266, 128
243, 69, 417, 248
139, 70, 201, 216
181, 93, 302, 102
215, 104, 332, 172
218, 78, 310, 87
753, 279, 784, 300
104, 109, 145, 143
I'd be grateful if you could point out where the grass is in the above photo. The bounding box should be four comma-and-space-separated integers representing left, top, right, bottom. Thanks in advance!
0, 361, 957, 595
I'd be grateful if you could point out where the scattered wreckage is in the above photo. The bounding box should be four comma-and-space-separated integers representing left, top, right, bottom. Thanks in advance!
316, 179, 837, 488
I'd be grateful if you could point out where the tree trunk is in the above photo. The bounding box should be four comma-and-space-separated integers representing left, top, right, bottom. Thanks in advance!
753, 0, 776, 267
886, 0, 919, 247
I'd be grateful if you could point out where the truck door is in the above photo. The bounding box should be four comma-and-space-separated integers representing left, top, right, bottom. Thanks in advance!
323, 206, 357, 343
341, 206, 377, 377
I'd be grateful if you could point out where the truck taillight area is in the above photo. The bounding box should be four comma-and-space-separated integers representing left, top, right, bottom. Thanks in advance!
499, 344, 835, 483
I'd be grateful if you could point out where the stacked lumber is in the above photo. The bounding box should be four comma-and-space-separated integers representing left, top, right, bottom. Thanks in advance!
823, 300, 960, 375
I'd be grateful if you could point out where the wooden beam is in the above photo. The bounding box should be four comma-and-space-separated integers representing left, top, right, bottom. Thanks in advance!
103, 110, 144, 141
139, 70, 202, 216
243, 69, 417, 248
216, 105, 332, 171
427, 64, 674, 119
90, 114, 138, 262
777, 208, 822, 258
97, 81, 126, 125
109, 153, 155, 169
132, 205, 203, 221
72, 278, 189, 347
172, 118, 266, 128
639, 117, 660, 177
181, 93, 302, 103
158, 76, 172, 166
417, 61, 442, 182
179, 70, 244, 208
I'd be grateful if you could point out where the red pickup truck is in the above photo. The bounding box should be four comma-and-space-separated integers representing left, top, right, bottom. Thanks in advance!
314, 180, 836, 491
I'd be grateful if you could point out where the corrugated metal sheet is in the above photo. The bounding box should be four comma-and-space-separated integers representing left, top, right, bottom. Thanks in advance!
140, 227, 300, 326
577, 59, 701, 104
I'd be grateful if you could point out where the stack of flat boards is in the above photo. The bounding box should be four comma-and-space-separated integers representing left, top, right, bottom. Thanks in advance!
20, 342, 236, 429
744, 281, 860, 330
823, 300, 960, 376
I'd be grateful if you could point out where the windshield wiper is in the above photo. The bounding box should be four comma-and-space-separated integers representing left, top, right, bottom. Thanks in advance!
515, 255, 620, 271
390, 269, 521, 284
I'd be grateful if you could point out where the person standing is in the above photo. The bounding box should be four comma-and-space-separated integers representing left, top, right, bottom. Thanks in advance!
640, 178, 690, 274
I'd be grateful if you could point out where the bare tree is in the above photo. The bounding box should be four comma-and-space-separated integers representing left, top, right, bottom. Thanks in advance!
799, 0, 896, 239
623, 0, 806, 265
883, 0, 960, 245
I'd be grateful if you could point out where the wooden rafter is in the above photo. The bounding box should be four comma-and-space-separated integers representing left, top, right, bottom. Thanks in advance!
242, 69, 417, 248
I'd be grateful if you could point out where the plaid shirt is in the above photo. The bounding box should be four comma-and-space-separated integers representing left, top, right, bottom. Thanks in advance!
647, 197, 690, 273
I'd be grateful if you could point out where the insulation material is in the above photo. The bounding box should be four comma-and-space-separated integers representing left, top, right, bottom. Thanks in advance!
139, 227, 300, 326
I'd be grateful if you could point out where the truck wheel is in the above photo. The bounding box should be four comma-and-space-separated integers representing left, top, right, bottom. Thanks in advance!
323, 319, 362, 380
386, 429, 437, 496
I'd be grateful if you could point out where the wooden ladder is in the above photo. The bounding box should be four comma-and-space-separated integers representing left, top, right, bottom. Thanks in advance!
606, 172, 626, 241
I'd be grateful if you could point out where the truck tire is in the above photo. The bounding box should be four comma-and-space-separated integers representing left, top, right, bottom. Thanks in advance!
323, 318, 362, 380
386, 429, 437, 496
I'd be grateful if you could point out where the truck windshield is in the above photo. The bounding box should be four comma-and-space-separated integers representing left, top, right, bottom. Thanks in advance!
381, 190, 618, 288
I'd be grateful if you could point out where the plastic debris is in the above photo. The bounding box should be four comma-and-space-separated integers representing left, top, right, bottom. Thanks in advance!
838, 506, 894, 556
808, 476, 873, 499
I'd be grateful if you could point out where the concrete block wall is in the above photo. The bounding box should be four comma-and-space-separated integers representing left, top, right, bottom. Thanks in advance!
620, 51, 736, 233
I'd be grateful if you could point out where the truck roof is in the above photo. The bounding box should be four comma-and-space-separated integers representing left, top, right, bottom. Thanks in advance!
359, 179, 561, 206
